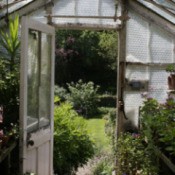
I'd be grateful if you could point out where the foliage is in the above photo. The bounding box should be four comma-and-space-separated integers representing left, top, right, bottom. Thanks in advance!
55, 30, 117, 93
140, 98, 175, 160
98, 31, 118, 70
54, 85, 68, 102
116, 133, 159, 175
67, 79, 100, 117
0, 15, 20, 125
54, 103, 94, 175
166, 64, 175, 73
92, 153, 114, 175
0, 15, 20, 70
104, 108, 116, 149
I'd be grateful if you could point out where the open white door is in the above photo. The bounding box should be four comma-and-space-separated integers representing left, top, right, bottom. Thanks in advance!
20, 17, 55, 175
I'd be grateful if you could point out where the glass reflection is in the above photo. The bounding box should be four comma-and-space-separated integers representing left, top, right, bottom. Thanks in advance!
27, 30, 51, 132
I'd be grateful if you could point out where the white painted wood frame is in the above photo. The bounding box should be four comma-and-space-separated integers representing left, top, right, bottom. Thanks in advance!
20, 17, 55, 175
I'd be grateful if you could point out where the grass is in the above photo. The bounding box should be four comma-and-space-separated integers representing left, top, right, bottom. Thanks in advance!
85, 116, 111, 153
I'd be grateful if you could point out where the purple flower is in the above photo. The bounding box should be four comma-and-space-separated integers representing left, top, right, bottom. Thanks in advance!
132, 133, 140, 138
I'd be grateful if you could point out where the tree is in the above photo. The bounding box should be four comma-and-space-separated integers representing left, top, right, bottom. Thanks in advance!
55, 30, 118, 93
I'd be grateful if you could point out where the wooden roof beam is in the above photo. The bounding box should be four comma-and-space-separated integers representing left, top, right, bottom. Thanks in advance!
52, 22, 121, 31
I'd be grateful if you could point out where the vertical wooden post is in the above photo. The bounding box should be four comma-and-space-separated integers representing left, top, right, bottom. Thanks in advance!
116, 0, 128, 137
45, 1, 54, 25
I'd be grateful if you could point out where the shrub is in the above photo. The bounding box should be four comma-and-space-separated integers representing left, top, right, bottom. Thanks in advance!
140, 98, 175, 160
54, 85, 68, 102
67, 79, 100, 117
92, 153, 114, 175
116, 133, 159, 175
54, 102, 94, 175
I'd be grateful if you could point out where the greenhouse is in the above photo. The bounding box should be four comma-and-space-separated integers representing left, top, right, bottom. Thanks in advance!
0, 0, 175, 174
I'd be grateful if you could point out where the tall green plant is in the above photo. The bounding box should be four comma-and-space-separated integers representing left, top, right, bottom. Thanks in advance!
0, 15, 20, 124
0, 15, 20, 71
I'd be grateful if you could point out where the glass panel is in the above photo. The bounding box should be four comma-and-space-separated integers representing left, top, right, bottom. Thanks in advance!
27, 30, 40, 132
137, 0, 175, 24
53, 0, 117, 25
38, 33, 51, 128
27, 30, 52, 132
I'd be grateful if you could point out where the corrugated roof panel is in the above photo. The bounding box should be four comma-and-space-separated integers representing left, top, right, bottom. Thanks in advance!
52, 0, 118, 26
137, 0, 175, 24
0, 0, 34, 18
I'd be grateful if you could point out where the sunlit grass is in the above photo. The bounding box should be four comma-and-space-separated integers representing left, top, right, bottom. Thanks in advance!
86, 117, 111, 153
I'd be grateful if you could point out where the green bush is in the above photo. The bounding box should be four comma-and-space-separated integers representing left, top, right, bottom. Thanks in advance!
54, 102, 95, 175
140, 98, 175, 160
116, 133, 159, 175
67, 79, 100, 117
92, 154, 114, 175
54, 85, 68, 102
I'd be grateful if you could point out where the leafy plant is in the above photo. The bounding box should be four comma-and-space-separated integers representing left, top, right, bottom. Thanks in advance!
0, 15, 20, 125
0, 16, 20, 174
166, 64, 175, 74
54, 102, 94, 175
140, 98, 175, 160
104, 108, 116, 150
116, 133, 159, 175
0, 15, 20, 71
54, 85, 68, 102
92, 153, 114, 175
67, 79, 100, 117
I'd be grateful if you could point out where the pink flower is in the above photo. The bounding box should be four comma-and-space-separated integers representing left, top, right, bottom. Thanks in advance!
0, 130, 4, 138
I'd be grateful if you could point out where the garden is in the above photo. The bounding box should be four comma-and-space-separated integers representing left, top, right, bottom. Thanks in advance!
53, 28, 118, 174
0, 15, 175, 175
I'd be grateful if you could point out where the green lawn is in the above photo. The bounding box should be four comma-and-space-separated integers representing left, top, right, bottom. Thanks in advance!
86, 118, 111, 152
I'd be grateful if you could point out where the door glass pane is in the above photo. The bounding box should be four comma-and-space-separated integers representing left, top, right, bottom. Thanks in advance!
27, 30, 40, 132
39, 33, 51, 128
27, 30, 52, 132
